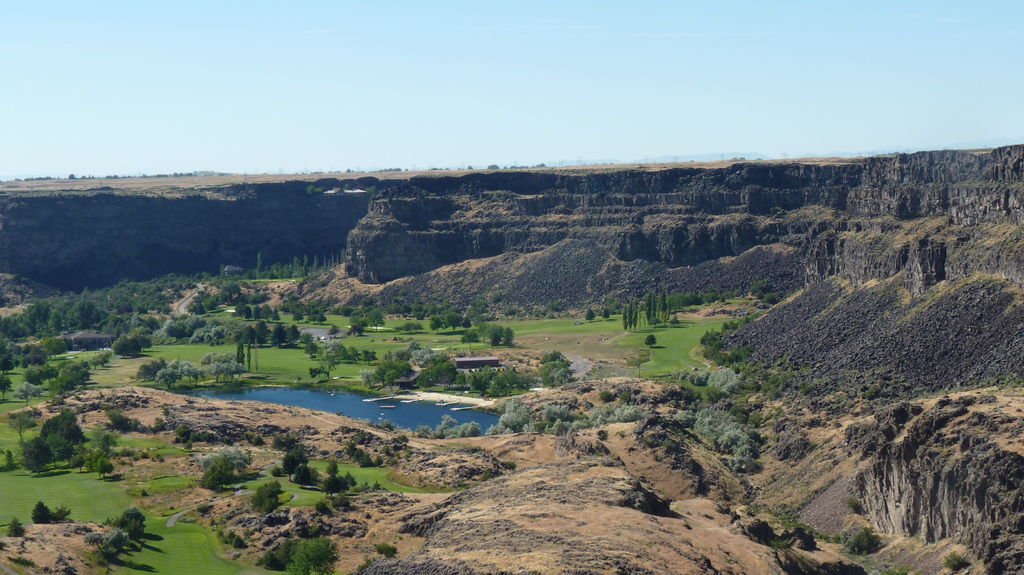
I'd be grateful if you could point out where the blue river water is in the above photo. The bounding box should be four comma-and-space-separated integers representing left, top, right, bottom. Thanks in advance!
188, 387, 499, 431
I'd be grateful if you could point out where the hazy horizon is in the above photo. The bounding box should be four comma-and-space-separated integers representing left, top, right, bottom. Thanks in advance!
3, 1, 1022, 178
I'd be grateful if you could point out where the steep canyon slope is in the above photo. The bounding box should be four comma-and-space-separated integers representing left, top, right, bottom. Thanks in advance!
2, 146, 1022, 301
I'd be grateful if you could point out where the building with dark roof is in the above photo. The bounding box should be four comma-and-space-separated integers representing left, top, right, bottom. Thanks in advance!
453, 356, 502, 371
393, 369, 421, 389
60, 331, 114, 351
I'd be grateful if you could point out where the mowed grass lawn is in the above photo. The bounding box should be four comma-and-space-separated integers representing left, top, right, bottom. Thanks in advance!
621, 319, 729, 377
118, 520, 259, 575
238, 460, 441, 507
0, 466, 255, 575
504, 315, 729, 377
97, 306, 737, 389
0, 430, 254, 574
0, 468, 135, 525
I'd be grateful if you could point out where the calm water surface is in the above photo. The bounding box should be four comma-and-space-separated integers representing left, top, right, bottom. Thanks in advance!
188, 387, 499, 430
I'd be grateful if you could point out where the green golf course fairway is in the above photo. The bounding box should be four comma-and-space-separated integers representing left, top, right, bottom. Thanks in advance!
0, 467, 254, 574
118, 519, 259, 575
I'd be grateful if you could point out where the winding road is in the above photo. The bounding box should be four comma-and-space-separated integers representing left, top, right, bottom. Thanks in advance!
171, 283, 204, 316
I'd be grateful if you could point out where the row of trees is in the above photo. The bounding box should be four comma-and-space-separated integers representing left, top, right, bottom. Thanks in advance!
621, 288, 754, 331
460, 324, 514, 346
622, 293, 672, 330
137, 353, 245, 389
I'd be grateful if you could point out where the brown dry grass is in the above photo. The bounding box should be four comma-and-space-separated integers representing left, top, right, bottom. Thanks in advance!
0, 156, 870, 196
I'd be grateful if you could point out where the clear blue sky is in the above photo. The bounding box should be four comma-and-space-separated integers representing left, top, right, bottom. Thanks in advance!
2, 1, 1021, 177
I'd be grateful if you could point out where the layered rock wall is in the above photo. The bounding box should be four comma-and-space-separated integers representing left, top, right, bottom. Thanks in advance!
0, 180, 369, 289
850, 399, 1024, 574
344, 146, 1024, 294
1, 145, 1022, 294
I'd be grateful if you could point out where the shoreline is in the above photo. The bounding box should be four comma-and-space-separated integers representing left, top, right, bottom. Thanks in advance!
172, 381, 499, 410
394, 390, 497, 408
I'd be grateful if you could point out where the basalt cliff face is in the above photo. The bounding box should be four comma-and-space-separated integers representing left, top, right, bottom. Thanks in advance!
342, 145, 1024, 303
2, 146, 1022, 297
846, 396, 1024, 574
0, 180, 370, 290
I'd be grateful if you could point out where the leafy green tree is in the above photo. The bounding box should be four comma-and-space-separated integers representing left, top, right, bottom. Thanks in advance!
200, 448, 252, 490
110, 508, 146, 540
91, 427, 120, 452
258, 539, 299, 570
8, 410, 36, 443
31, 501, 53, 523
86, 528, 129, 560
136, 357, 167, 381
287, 537, 338, 575
156, 360, 201, 389
0, 374, 12, 399
22, 365, 57, 387
429, 316, 444, 332
251, 480, 284, 513
844, 527, 882, 555
88, 351, 113, 368
318, 341, 345, 379
281, 446, 308, 474
348, 319, 366, 335
112, 335, 143, 358
373, 360, 412, 387
7, 517, 24, 537
204, 358, 245, 382
86, 450, 114, 477
21, 436, 51, 472
418, 359, 457, 389
644, 334, 657, 347
51, 361, 90, 393
321, 474, 347, 495
13, 382, 44, 404
2, 449, 15, 471
291, 463, 318, 486
40, 337, 68, 357
41, 410, 84, 448
272, 323, 287, 347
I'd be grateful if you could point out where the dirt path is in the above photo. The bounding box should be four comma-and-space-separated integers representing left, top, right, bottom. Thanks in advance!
166, 487, 249, 527
564, 353, 594, 379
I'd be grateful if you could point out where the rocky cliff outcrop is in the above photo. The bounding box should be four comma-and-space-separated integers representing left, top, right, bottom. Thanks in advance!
342, 146, 1024, 302
849, 397, 1024, 574
364, 460, 864, 575
0, 180, 369, 290
3, 146, 1022, 299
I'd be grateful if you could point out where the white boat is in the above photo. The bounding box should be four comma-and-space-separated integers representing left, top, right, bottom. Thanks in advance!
379, 405, 397, 409
400, 399, 417, 403
450, 406, 474, 411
